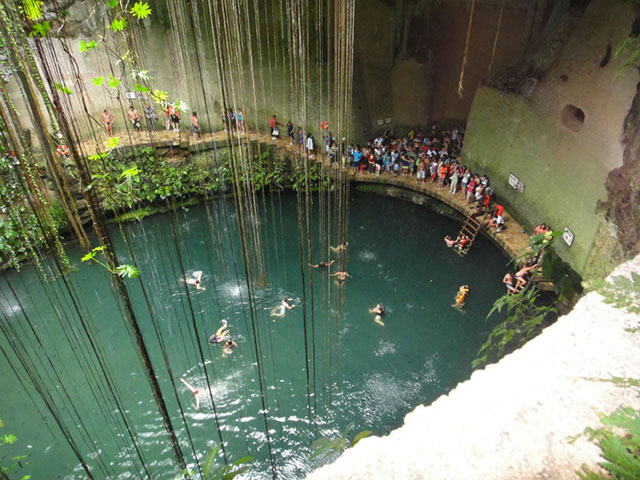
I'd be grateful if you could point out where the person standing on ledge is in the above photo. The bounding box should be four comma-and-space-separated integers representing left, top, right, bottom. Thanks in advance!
127, 106, 142, 132
144, 104, 157, 131
101, 109, 114, 136
191, 112, 200, 140
269, 114, 281, 138
237, 109, 245, 134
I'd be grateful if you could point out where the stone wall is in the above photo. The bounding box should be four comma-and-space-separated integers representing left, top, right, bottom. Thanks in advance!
461, 0, 637, 279
307, 253, 640, 480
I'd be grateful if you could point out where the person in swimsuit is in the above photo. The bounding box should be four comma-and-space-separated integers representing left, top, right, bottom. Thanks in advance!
127, 106, 141, 132
330, 271, 351, 281
191, 112, 200, 140
444, 235, 459, 248
309, 260, 334, 269
503, 272, 517, 294
180, 378, 201, 410
271, 297, 294, 318
222, 339, 237, 357
453, 285, 470, 308
330, 242, 349, 253
185, 271, 206, 291
514, 263, 538, 290
369, 303, 385, 326
209, 320, 229, 344
101, 109, 114, 136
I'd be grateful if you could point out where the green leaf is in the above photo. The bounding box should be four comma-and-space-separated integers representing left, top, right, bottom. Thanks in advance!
30, 20, 50, 38
130, 1, 152, 20
79, 40, 97, 52
92, 76, 104, 86
351, 430, 373, 447
106, 0, 118, 7
202, 445, 220, 478
108, 74, 121, 89
2, 433, 17, 444
22, 0, 43, 20
116, 264, 139, 279
106, 137, 120, 149
54, 82, 73, 95
119, 166, 140, 179
151, 89, 168, 104
88, 152, 107, 161
135, 83, 150, 93
221, 465, 250, 480
81, 246, 106, 262
109, 18, 127, 32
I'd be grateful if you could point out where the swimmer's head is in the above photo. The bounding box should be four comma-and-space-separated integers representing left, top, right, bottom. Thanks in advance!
283, 297, 289, 302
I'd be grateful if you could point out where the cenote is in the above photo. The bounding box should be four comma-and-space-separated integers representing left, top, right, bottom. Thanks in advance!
0, 190, 506, 479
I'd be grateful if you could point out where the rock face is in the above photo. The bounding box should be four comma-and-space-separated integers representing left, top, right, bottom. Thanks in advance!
307, 254, 640, 479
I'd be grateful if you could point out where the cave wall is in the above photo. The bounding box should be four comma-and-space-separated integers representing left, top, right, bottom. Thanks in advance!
352, 0, 537, 139
461, 0, 637, 278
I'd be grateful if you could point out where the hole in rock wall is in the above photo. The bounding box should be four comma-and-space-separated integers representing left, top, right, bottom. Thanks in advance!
561, 104, 585, 132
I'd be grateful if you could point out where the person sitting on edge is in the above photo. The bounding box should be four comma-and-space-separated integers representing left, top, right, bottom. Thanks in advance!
503, 272, 518, 294
309, 259, 334, 269
533, 223, 547, 236
330, 242, 349, 253
208, 320, 229, 344
369, 303, 385, 326
514, 263, 538, 291
185, 271, 206, 291
488, 212, 504, 234
330, 271, 351, 281
271, 297, 295, 318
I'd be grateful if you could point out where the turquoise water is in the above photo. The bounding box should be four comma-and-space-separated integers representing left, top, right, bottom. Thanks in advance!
0, 190, 507, 479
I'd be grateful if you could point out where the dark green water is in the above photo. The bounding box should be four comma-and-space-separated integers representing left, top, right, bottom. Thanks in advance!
0, 190, 506, 479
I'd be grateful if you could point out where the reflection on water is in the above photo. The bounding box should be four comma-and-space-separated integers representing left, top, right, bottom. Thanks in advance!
0, 191, 507, 479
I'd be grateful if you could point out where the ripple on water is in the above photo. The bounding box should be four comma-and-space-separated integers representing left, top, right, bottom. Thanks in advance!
374, 339, 396, 357
357, 249, 377, 263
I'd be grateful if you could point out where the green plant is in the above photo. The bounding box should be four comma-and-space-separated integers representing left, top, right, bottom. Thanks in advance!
472, 287, 558, 369
310, 423, 373, 462
176, 445, 251, 480
0, 418, 30, 479
81, 246, 139, 279
586, 273, 640, 316
577, 406, 640, 480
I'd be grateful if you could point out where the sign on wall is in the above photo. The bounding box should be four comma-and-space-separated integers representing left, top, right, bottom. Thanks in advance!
562, 227, 574, 247
508, 173, 526, 194
124, 91, 137, 100
384, 117, 392, 124
376, 119, 384, 126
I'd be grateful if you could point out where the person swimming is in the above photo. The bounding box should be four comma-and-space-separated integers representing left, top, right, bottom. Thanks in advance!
330, 242, 349, 253
330, 271, 351, 281
222, 339, 237, 357
369, 303, 385, 326
453, 285, 470, 308
309, 259, 335, 269
270, 297, 295, 318
180, 378, 201, 410
185, 270, 206, 291
208, 319, 229, 344
444, 235, 459, 248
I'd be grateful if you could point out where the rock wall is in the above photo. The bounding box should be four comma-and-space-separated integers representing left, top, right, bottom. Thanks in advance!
307, 253, 640, 480
461, 0, 637, 279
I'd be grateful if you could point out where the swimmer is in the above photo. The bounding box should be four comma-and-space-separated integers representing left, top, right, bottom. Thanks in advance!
185, 270, 206, 291
309, 259, 335, 269
444, 235, 459, 248
330, 242, 349, 253
369, 303, 385, 326
208, 319, 229, 344
270, 297, 295, 318
330, 271, 351, 281
180, 378, 200, 410
514, 263, 538, 290
222, 339, 237, 357
453, 285, 470, 308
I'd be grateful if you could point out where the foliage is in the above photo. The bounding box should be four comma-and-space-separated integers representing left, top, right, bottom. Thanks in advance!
585, 273, 640, 316
81, 246, 139, 279
92, 76, 104, 86
130, 1, 152, 20
106, 136, 120, 149
29, 21, 50, 38
0, 418, 30, 479
21, 0, 43, 20
310, 424, 373, 462
577, 406, 640, 480
79, 40, 97, 52
176, 445, 252, 480
540, 248, 583, 303
107, 74, 120, 89
472, 287, 558, 369
151, 89, 168, 104
54, 82, 72, 95
109, 18, 127, 32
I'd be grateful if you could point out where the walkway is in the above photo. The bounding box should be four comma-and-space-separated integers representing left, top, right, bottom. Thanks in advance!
74, 128, 532, 260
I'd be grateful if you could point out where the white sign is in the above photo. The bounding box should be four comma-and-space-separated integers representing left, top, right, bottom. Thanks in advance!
124, 91, 137, 100
508, 172, 525, 194
376, 119, 384, 126
384, 117, 392, 124
562, 227, 574, 247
